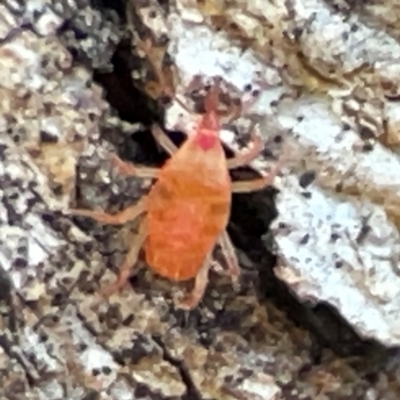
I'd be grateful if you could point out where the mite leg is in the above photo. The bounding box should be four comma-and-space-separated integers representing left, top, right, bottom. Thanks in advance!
67, 196, 147, 225
221, 96, 241, 123
136, 37, 204, 118
175, 252, 213, 310
218, 230, 241, 282
100, 217, 147, 297
136, 37, 175, 99
231, 144, 288, 193
231, 176, 274, 193
203, 77, 222, 113
109, 153, 159, 179
151, 124, 178, 156
227, 131, 264, 170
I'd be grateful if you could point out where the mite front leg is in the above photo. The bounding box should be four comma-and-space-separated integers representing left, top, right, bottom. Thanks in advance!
135, 37, 175, 99
100, 217, 147, 297
231, 145, 287, 193
175, 252, 213, 310
67, 196, 147, 225
109, 154, 159, 179
218, 230, 241, 283
227, 132, 264, 170
151, 124, 178, 156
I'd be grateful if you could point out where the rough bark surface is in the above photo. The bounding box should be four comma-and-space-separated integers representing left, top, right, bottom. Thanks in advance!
142, 0, 400, 348
2, 1, 400, 400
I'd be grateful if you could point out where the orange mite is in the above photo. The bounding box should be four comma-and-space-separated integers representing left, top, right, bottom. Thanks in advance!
68, 81, 285, 309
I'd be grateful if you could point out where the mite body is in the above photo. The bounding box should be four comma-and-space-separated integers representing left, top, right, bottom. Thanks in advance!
146, 96, 231, 282
69, 82, 284, 309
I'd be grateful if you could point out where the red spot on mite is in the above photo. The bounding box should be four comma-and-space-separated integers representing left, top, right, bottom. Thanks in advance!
195, 132, 219, 150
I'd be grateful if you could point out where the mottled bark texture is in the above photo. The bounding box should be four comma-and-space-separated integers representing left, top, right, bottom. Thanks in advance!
2, 1, 400, 400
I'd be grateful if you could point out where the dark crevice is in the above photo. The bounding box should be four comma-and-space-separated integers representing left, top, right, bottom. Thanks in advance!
90, 0, 127, 20
0, 335, 37, 387
93, 38, 157, 126
152, 335, 202, 400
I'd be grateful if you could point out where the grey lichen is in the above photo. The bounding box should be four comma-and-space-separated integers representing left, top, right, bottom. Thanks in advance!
3, 0, 400, 400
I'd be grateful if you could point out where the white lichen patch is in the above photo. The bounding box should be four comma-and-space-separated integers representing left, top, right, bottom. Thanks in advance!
239, 372, 281, 400
288, 0, 400, 77
107, 380, 136, 400
275, 94, 400, 225
0, 3, 127, 398
167, 15, 281, 92
272, 176, 400, 345
61, 309, 118, 389
21, 326, 60, 372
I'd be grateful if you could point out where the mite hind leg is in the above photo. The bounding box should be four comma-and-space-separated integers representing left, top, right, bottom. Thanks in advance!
67, 196, 147, 225
218, 230, 241, 283
231, 175, 276, 193
175, 252, 213, 310
100, 217, 148, 297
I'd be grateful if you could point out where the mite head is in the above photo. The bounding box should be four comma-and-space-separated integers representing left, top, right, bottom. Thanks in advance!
193, 83, 222, 151
172, 80, 229, 181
